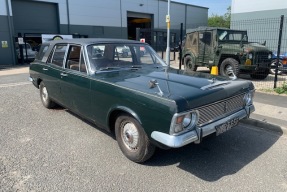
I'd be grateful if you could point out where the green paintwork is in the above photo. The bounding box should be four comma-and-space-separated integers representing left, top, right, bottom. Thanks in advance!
183, 27, 272, 74
29, 39, 254, 147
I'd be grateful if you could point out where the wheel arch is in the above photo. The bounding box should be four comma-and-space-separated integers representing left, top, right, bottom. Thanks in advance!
108, 106, 142, 135
35, 78, 42, 89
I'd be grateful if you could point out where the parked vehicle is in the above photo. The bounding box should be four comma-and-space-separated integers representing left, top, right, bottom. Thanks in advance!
182, 27, 273, 79
270, 52, 287, 75
29, 38, 255, 163
15, 42, 36, 62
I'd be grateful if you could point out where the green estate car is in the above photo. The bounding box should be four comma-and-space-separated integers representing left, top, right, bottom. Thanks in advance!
182, 27, 273, 79
29, 38, 255, 163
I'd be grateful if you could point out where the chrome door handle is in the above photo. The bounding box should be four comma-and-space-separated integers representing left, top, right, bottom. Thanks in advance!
60, 73, 68, 77
43, 68, 48, 71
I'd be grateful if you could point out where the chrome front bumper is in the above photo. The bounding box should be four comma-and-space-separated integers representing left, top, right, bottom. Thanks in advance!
151, 105, 255, 148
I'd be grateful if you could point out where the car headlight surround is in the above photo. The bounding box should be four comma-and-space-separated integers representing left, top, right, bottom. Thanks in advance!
268, 53, 272, 59
170, 110, 199, 135
244, 90, 254, 106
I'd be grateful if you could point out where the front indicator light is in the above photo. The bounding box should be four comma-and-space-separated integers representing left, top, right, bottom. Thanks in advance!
245, 59, 252, 65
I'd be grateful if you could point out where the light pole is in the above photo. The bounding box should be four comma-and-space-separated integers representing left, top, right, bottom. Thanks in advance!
166, 0, 171, 67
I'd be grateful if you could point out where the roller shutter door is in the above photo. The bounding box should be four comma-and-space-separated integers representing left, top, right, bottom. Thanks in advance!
11, 0, 59, 34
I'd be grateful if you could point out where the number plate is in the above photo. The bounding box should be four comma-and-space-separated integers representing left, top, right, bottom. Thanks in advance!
215, 118, 239, 136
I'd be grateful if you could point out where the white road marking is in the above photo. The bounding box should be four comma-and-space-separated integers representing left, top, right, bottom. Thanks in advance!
0, 82, 31, 88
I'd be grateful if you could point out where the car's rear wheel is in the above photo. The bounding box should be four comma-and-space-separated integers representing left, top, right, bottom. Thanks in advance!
39, 82, 56, 109
184, 56, 197, 72
270, 59, 283, 75
220, 58, 239, 78
115, 114, 155, 163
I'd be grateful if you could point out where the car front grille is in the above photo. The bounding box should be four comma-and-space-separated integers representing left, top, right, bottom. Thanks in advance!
256, 52, 270, 63
196, 93, 245, 126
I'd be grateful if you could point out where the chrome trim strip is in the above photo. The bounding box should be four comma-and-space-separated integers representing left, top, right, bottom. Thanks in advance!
151, 105, 254, 148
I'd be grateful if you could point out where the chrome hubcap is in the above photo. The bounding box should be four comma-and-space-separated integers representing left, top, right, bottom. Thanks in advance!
121, 122, 139, 150
225, 65, 236, 78
42, 86, 48, 102
270, 62, 282, 73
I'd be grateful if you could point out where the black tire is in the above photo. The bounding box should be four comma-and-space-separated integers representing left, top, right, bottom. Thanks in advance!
39, 82, 56, 109
270, 59, 283, 75
250, 69, 269, 79
219, 58, 239, 78
184, 56, 197, 72
115, 114, 155, 163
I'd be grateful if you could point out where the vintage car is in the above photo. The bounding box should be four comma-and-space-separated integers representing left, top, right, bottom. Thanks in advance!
15, 42, 37, 62
29, 39, 255, 163
270, 52, 287, 75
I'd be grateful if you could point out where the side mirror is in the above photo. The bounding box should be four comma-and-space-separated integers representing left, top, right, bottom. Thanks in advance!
262, 40, 266, 46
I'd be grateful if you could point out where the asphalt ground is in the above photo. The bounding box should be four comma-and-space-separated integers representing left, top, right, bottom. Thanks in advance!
0, 70, 287, 191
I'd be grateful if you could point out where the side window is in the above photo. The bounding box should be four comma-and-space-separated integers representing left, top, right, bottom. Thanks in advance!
199, 32, 212, 46
66, 45, 81, 71
50, 44, 67, 67
36, 45, 49, 60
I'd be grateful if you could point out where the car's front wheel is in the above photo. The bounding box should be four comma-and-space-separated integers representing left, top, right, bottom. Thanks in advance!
39, 82, 56, 109
220, 58, 239, 78
115, 114, 155, 163
270, 59, 283, 75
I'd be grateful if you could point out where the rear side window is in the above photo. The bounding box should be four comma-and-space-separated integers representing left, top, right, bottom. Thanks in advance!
36, 45, 49, 60
49, 44, 67, 67
66, 45, 87, 73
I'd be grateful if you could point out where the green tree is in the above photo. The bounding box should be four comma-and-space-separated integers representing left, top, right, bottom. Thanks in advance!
208, 6, 231, 28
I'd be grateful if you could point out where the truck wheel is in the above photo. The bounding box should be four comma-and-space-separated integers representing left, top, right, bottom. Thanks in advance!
270, 59, 283, 75
39, 82, 56, 109
250, 69, 269, 79
115, 114, 155, 163
184, 56, 197, 72
220, 58, 239, 78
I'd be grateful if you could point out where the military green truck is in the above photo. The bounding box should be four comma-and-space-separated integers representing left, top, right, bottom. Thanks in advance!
182, 27, 273, 79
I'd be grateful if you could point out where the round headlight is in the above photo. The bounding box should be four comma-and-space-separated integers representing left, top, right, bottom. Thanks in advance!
248, 53, 253, 59
268, 53, 272, 59
183, 114, 192, 128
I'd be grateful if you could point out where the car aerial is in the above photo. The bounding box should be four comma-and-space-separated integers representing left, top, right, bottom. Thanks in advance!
270, 52, 287, 75
29, 38, 255, 163
182, 27, 273, 79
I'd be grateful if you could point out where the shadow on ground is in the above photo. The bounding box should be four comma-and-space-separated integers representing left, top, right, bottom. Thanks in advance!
145, 124, 282, 181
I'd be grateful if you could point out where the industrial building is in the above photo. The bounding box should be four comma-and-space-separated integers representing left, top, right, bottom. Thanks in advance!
231, 0, 287, 52
0, 0, 208, 66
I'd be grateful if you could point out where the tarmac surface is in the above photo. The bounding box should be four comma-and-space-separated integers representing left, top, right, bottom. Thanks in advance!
0, 64, 286, 135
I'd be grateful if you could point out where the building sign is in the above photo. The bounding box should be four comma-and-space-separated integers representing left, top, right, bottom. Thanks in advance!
41, 34, 73, 43
18, 38, 24, 45
1, 41, 8, 48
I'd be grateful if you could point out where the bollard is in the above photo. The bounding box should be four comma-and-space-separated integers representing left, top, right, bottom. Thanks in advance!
210, 66, 219, 75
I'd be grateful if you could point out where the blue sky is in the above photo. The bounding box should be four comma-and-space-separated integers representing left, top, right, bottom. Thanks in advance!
172, 0, 231, 16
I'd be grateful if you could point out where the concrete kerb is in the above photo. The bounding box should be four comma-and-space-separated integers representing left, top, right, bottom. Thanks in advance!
241, 118, 287, 136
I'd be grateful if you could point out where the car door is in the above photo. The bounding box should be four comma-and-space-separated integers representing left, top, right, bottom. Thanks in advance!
44, 44, 68, 103
60, 44, 92, 119
198, 31, 213, 65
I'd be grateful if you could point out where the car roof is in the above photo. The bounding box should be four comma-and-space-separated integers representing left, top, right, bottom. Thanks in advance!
186, 27, 246, 34
42, 38, 145, 46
